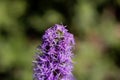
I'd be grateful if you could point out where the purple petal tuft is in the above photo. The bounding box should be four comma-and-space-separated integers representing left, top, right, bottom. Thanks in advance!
33, 24, 75, 80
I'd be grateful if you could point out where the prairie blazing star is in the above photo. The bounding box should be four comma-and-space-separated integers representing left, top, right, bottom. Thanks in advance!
33, 24, 75, 80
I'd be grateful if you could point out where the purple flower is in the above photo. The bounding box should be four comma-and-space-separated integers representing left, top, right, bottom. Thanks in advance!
33, 24, 75, 80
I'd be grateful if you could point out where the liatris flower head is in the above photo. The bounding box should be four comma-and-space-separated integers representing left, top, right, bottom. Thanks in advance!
33, 24, 75, 80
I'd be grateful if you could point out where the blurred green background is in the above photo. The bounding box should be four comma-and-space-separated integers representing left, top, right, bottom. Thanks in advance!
0, 0, 120, 80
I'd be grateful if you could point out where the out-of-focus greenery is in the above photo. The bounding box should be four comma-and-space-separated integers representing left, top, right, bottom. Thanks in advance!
0, 0, 120, 80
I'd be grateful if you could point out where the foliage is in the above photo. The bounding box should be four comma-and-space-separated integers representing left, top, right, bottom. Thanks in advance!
0, 0, 120, 80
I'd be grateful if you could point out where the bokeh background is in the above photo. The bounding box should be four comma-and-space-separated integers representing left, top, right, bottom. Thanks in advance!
0, 0, 120, 80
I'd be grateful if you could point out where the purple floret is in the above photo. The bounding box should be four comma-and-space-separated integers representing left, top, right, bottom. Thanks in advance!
33, 24, 75, 80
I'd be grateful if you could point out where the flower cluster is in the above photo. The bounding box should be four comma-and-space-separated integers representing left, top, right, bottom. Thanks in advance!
33, 24, 75, 80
